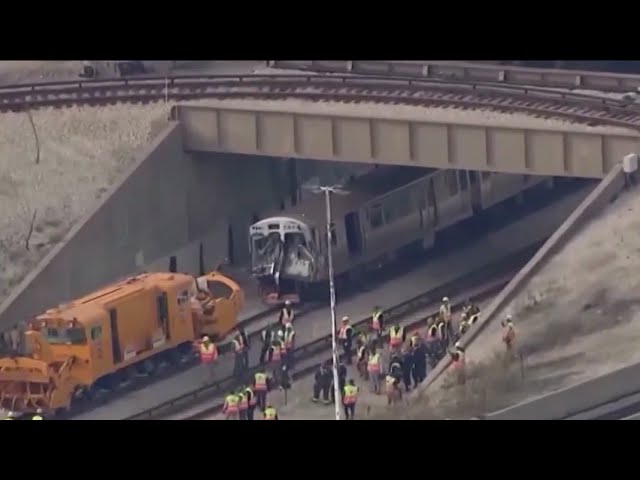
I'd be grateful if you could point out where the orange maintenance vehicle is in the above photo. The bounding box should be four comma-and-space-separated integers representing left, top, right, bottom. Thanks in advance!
0, 271, 244, 415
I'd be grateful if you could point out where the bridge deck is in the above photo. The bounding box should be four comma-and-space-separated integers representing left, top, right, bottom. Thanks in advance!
172, 99, 639, 179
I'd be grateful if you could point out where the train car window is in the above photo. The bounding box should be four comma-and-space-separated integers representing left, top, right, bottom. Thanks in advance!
208, 281, 233, 299
368, 204, 384, 229
90, 326, 102, 341
66, 328, 87, 345
329, 223, 338, 246
383, 189, 412, 223
446, 171, 459, 196
458, 171, 468, 191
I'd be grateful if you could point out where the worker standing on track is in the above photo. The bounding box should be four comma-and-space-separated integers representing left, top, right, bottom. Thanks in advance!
436, 316, 448, 356
279, 300, 295, 327
268, 338, 284, 384
223, 390, 240, 420
196, 335, 218, 385
440, 297, 453, 343
458, 313, 470, 338
356, 339, 370, 380
449, 342, 466, 385
400, 346, 414, 392
283, 323, 296, 368
312, 361, 333, 405
238, 389, 249, 420
338, 316, 354, 365
342, 379, 358, 420
260, 326, 273, 365
263, 404, 279, 420
254, 370, 269, 411
389, 323, 405, 352
371, 306, 384, 340
244, 385, 256, 420
232, 330, 248, 377
367, 347, 382, 394
411, 342, 428, 385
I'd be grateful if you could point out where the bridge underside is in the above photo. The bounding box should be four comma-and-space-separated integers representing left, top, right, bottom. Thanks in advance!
171, 103, 640, 179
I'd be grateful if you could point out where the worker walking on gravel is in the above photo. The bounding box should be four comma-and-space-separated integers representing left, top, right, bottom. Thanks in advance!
338, 316, 355, 365
254, 370, 269, 411
223, 390, 240, 420
502, 315, 516, 362
279, 300, 295, 327
196, 335, 218, 385
371, 306, 384, 340
342, 379, 359, 420
449, 342, 466, 385
367, 347, 382, 394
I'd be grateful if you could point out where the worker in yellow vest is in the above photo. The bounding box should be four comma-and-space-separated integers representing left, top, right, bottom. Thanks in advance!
389, 324, 405, 350
263, 405, 278, 420
254, 370, 269, 410
371, 306, 384, 339
342, 379, 359, 420
223, 391, 240, 420
238, 390, 249, 420
367, 348, 382, 394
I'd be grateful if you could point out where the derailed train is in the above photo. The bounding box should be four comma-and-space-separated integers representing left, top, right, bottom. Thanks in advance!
249, 166, 553, 303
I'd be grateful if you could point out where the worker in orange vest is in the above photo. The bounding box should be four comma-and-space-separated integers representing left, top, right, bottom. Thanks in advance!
449, 341, 466, 385
337, 316, 354, 365
223, 390, 240, 420
196, 335, 218, 385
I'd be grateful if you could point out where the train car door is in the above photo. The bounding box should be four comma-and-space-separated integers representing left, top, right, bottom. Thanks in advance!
344, 212, 363, 256
468, 171, 483, 213
109, 309, 123, 364
427, 178, 438, 227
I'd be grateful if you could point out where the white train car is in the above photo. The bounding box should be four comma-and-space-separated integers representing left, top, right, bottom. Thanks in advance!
249, 165, 552, 303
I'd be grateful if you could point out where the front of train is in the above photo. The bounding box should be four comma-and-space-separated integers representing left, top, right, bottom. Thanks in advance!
249, 216, 318, 305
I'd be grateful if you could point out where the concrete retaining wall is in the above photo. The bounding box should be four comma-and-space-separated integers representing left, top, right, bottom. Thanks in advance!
486, 359, 640, 420
419, 165, 627, 397
0, 127, 294, 329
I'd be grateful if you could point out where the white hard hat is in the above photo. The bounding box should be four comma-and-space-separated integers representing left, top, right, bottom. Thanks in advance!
36, 408, 43, 414
455, 341, 462, 349
202, 336, 210, 342
461, 313, 468, 319
7, 411, 14, 418
342, 316, 349, 322
442, 297, 449, 302
506, 314, 512, 321
285, 300, 291, 306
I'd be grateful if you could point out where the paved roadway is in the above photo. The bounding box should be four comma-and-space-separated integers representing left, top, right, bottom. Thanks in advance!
74, 188, 588, 419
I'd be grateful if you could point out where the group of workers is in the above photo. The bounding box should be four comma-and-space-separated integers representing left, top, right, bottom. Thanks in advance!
203, 294, 517, 420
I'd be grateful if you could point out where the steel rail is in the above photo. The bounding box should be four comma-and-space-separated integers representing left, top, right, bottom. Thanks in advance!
269, 60, 640, 94
125, 243, 540, 420
1, 74, 640, 130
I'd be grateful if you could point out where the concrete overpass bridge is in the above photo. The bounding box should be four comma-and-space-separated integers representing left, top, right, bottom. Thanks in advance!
171, 99, 639, 179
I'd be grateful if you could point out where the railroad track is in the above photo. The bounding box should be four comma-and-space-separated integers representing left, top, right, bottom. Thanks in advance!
3, 74, 640, 130
125, 244, 540, 420
269, 60, 640, 94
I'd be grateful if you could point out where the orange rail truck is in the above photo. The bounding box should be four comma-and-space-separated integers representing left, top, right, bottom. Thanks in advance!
0, 271, 244, 415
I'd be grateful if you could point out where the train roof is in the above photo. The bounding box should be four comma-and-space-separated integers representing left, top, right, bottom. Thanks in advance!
37, 272, 194, 324
258, 166, 436, 226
